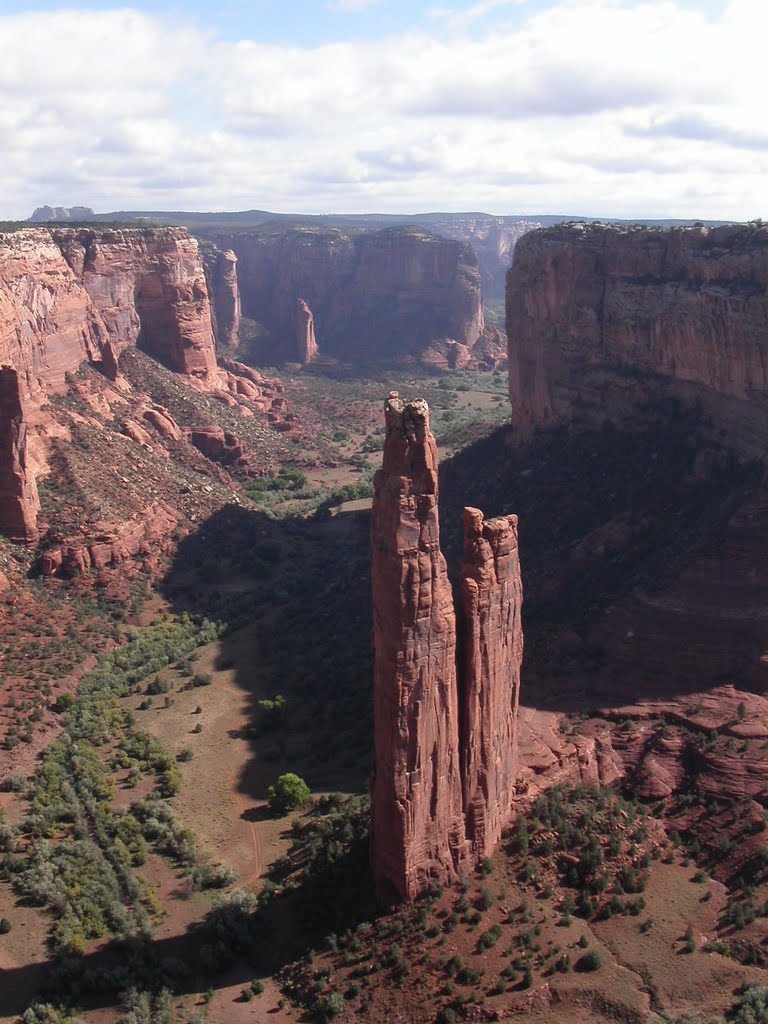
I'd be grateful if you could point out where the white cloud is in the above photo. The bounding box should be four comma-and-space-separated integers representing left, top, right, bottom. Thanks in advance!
1, 1, 766, 220
327, 0, 380, 10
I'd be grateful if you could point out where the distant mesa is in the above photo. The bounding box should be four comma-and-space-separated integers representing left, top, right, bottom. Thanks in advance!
370, 392, 523, 902
30, 205, 96, 222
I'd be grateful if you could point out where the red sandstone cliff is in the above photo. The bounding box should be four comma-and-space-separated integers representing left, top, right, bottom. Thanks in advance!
460, 507, 523, 859
54, 227, 218, 380
506, 222, 768, 452
0, 225, 221, 541
201, 226, 483, 363
371, 395, 524, 901
0, 228, 112, 395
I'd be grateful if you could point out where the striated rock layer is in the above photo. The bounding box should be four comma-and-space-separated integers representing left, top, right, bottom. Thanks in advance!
53, 227, 217, 380
202, 225, 484, 363
371, 395, 523, 902
507, 222, 768, 454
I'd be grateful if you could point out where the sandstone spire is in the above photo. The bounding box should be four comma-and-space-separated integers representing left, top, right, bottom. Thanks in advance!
370, 392, 466, 903
296, 298, 318, 364
460, 507, 523, 858
371, 393, 524, 902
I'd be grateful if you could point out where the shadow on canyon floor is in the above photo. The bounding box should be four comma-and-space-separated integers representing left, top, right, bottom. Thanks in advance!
1, 830, 373, 1018
157, 399, 765, 814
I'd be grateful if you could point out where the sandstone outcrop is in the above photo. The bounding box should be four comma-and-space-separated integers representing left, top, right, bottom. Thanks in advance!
201, 226, 484, 363
371, 395, 523, 901
39, 502, 178, 578
184, 425, 250, 470
506, 222, 768, 453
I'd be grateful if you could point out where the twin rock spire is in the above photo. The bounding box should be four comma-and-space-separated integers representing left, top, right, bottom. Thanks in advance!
370, 392, 523, 903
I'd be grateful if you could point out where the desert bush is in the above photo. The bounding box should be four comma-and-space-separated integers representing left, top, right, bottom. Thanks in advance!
575, 949, 603, 972
268, 773, 311, 815
0, 772, 26, 793
477, 924, 503, 951
729, 984, 768, 1023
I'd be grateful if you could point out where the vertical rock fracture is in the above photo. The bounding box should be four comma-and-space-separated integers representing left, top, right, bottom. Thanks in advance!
371, 392, 523, 902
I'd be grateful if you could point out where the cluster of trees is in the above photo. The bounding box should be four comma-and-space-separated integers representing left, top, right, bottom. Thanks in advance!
3, 617, 225, 959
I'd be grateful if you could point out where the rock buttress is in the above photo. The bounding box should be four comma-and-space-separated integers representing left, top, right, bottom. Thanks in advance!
203, 246, 241, 351
370, 393, 467, 903
460, 507, 523, 858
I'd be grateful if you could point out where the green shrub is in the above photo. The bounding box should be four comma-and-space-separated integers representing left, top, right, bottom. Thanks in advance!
267, 773, 311, 815
729, 984, 768, 1024
0, 774, 26, 793
146, 676, 170, 695
477, 924, 502, 950
52, 694, 75, 714
575, 949, 602, 972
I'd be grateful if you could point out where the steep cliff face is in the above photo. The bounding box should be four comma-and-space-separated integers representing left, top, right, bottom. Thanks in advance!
0, 226, 220, 541
0, 228, 112, 395
202, 226, 483, 363
507, 223, 768, 451
54, 227, 218, 379
371, 395, 523, 902
460, 507, 523, 859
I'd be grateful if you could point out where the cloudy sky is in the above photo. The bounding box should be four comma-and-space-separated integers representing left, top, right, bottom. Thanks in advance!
2, 0, 765, 220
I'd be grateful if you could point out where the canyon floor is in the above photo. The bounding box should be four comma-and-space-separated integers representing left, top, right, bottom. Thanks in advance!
2, 358, 768, 1024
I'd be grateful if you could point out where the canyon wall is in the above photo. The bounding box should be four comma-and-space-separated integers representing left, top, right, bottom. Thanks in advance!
506, 222, 768, 453
201, 225, 484, 363
0, 226, 219, 540
371, 394, 523, 902
53, 227, 217, 380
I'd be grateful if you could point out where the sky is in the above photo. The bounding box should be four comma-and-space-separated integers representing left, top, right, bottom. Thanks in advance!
1, 0, 765, 220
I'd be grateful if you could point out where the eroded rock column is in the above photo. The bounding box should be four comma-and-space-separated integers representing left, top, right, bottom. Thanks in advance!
370, 392, 466, 902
